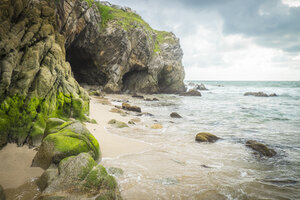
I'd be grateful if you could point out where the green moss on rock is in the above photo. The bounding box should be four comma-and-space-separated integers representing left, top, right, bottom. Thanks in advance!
84, 164, 117, 192
32, 121, 100, 170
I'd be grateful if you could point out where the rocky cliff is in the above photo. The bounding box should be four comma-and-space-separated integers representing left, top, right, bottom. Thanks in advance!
0, 0, 185, 148
65, 1, 185, 93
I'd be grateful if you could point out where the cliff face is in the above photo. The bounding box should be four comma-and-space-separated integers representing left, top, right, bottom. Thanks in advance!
65, 1, 185, 93
0, 0, 89, 148
0, 0, 185, 148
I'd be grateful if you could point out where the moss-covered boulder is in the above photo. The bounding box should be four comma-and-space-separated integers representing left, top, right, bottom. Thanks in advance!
32, 121, 100, 169
246, 140, 276, 157
38, 153, 121, 200
108, 119, 129, 128
195, 132, 220, 143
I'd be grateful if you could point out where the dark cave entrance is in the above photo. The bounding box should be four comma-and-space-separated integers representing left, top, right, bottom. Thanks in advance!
121, 65, 150, 93
66, 45, 108, 86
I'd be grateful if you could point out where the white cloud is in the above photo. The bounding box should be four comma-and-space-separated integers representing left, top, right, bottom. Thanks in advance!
106, 0, 300, 80
282, 0, 300, 7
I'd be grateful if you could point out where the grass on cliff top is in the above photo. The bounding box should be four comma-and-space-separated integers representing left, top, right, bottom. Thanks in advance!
92, 2, 176, 53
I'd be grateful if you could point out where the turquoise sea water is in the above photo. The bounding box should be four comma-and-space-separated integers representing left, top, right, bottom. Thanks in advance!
103, 81, 300, 199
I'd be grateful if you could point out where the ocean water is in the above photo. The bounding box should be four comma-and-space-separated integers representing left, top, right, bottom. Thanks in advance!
103, 81, 300, 200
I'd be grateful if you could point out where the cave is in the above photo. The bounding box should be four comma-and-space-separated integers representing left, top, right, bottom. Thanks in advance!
66, 44, 108, 86
122, 66, 156, 93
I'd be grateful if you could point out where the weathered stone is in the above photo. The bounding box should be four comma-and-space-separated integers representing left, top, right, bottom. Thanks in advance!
170, 112, 182, 118
180, 89, 202, 96
122, 103, 141, 112
246, 140, 276, 157
108, 119, 129, 128
195, 132, 220, 143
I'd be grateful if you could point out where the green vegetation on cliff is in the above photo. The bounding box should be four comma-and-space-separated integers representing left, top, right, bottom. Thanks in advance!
95, 2, 176, 53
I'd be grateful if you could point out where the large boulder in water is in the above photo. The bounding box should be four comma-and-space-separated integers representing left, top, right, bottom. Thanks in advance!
246, 140, 276, 157
32, 120, 100, 169
195, 132, 220, 143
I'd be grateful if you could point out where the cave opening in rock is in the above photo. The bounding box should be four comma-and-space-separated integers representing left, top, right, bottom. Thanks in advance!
66, 44, 107, 86
121, 64, 157, 93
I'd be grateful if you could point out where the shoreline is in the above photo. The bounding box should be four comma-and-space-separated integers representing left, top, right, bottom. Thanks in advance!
86, 96, 152, 159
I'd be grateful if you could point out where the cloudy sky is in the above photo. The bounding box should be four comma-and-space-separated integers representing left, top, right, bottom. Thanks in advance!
108, 0, 300, 81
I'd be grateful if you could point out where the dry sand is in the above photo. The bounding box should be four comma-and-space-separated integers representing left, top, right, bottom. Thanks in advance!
86, 96, 152, 158
0, 144, 43, 189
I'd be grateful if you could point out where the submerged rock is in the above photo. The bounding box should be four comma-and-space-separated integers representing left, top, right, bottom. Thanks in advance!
244, 92, 277, 97
151, 124, 163, 129
170, 112, 182, 118
32, 121, 100, 170
122, 103, 142, 113
195, 132, 220, 143
180, 89, 202, 96
246, 140, 276, 157
108, 119, 129, 128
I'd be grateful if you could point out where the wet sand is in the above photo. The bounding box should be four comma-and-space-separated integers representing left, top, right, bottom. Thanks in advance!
86, 96, 152, 158
0, 144, 44, 189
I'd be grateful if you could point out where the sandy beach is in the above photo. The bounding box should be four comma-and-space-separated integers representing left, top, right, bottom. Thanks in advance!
0, 144, 44, 189
86, 96, 152, 158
